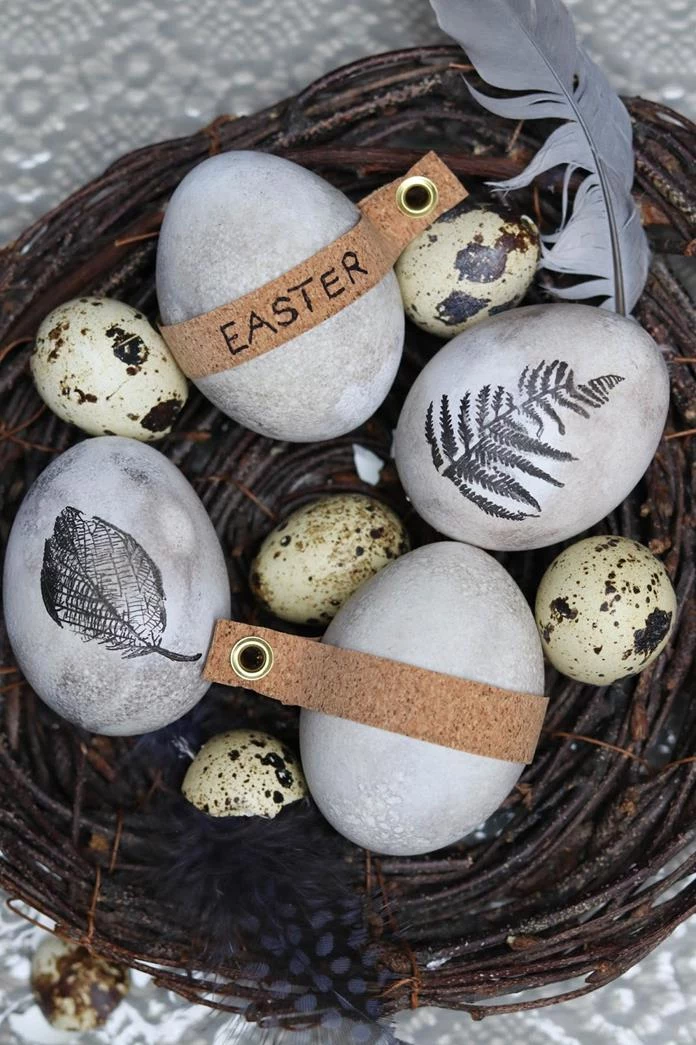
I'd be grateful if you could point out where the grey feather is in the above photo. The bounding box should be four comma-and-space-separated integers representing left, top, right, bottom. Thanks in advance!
430, 0, 649, 314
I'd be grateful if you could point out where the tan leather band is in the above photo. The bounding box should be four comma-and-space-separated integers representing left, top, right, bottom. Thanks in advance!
204, 620, 547, 764
160, 152, 467, 379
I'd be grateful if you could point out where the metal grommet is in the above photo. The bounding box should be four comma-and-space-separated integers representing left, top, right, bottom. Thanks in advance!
230, 636, 274, 681
395, 175, 439, 218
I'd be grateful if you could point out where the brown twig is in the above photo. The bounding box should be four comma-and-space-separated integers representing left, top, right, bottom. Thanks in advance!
0, 43, 695, 1027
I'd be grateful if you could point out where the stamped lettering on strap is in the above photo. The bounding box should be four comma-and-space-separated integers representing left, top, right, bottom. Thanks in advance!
160, 152, 468, 380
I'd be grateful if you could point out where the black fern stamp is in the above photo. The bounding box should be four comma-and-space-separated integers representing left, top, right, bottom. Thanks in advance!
424, 360, 624, 520
41, 506, 202, 662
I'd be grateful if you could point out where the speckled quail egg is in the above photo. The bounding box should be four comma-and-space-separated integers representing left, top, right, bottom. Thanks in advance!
31, 935, 129, 1031
300, 542, 545, 856
395, 201, 539, 338
182, 730, 307, 818
250, 494, 410, 625
156, 151, 405, 442
31, 297, 188, 440
3, 436, 230, 735
535, 535, 677, 685
394, 303, 669, 551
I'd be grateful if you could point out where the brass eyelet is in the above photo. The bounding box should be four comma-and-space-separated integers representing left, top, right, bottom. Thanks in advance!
395, 175, 439, 218
230, 636, 274, 681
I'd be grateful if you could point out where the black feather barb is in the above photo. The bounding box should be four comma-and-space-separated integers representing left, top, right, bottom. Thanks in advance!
125, 792, 403, 1043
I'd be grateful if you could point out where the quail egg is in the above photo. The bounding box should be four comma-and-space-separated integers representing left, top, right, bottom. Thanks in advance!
31, 297, 188, 440
395, 201, 539, 338
31, 935, 129, 1031
535, 535, 677, 684
182, 730, 307, 818
251, 494, 410, 625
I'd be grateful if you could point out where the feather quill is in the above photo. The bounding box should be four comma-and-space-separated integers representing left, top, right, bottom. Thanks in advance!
430, 0, 649, 314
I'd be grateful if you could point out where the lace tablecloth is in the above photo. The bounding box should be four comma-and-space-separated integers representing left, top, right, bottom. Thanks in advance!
2, 1, 695, 1042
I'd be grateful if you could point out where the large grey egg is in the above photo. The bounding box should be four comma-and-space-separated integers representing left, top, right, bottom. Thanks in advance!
156, 151, 405, 442
300, 542, 544, 855
3, 437, 230, 735
394, 304, 669, 551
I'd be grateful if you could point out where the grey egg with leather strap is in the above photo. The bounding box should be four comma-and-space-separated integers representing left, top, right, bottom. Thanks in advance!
300, 542, 545, 856
156, 151, 405, 442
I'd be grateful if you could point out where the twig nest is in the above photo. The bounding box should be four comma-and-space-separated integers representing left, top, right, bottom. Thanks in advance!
250, 494, 410, 625
31, 936, 129, 1031
394, 303, 669, 551
182, 730, 307, 817
31, 297, 188, 440
395, 201, 539, 337
156, 151, 405, 441
300, 542, 544, 855
2, 436, 230, 734
535, 536, 677, 684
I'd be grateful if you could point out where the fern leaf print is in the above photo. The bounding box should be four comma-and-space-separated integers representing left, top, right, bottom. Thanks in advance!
423, 360, 625, 521
41, 507, 202, 662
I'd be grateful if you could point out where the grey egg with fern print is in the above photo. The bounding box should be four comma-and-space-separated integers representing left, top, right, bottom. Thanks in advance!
394, 304, 669, 550
2, 437, 230, 734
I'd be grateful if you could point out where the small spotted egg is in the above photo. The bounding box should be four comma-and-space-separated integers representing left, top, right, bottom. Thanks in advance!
31, 296, 188, 440
182, 730, 307, 818
250, 494, 410, 626
31, 935, 129, 1031
395, 201, 539, 338
535, 536, 677, 685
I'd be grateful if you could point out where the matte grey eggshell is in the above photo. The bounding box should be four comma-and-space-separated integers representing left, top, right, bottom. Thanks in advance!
156, 151, 405, 441
394, 304, 669, 551
3, 437, 230, 735
300, 542, 545, 856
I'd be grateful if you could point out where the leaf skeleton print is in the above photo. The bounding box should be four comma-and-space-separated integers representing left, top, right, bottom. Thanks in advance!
41, 506, 202, 662
424, 359, 625, 521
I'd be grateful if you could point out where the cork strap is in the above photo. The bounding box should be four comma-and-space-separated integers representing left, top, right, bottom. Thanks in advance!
204, 620, 548, 764
159, 152, 467, 379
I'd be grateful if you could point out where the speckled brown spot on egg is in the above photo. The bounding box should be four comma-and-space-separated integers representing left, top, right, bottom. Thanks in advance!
140, 397, 184, 432
549, 597, 578, 622
435, 289, 490, 326
633, 608, 673, 659
104, 328, 149, 369
454, 241, 507, 283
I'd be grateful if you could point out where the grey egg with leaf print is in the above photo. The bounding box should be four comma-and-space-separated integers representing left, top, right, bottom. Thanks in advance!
535, 535, 677, 684
394, 304, 669, 551
2, 436, 230, 735
156, 151, 405, 442
395, 201, 539, 338
182, 730, 307, 818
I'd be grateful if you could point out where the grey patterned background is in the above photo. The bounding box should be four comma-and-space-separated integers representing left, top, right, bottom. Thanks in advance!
1, 0, 695, 1042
